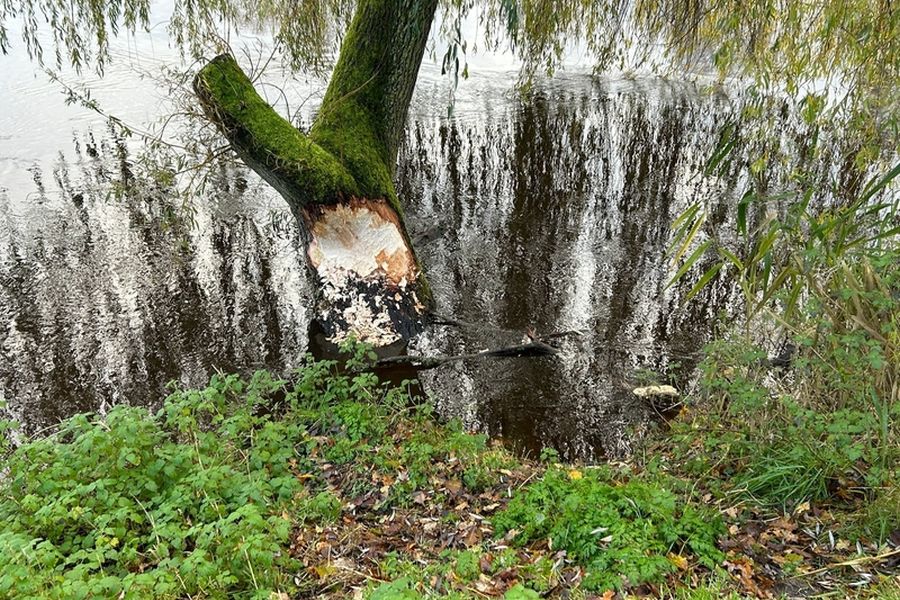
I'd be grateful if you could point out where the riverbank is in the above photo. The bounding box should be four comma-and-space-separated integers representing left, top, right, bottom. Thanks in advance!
1, 336, 897, 599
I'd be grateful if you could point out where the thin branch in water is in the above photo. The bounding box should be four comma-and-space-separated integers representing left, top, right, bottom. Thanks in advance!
373, 340, 559, 372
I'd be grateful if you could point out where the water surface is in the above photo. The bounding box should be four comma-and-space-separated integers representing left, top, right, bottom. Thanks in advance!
0, 32, 843, 459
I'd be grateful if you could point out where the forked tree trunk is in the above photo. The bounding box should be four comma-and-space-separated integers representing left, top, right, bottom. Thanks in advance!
194, 0, 438, 350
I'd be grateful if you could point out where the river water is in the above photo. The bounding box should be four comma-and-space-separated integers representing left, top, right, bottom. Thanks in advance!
0, 14, 855, 459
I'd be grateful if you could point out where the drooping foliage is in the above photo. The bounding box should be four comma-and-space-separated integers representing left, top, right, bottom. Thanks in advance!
0, 0, 354, 73
2, 0, 897, 104
2, 0, 896, 165
492, 0, 898, 152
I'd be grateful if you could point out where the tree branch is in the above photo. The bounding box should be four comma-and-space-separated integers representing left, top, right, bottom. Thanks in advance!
374, 340, 559, 371
193, 54, 360, 214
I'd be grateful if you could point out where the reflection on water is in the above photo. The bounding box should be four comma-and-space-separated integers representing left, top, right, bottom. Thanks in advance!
400, 78, 741, 458
1, 72, 841, 459
0, 135, 313, 429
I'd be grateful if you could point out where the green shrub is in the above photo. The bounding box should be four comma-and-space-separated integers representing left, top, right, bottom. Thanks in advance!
694, 330, 899, 512
0, 373, 302, 598
369, 577, 421, 599
301, 491, 343, 523
0, 349, 400, 599
668, 166, 899, 523
491, 468, 724, 591
0, 339, 532, 598
503, 584, 541, 599
850, 486, 900, 545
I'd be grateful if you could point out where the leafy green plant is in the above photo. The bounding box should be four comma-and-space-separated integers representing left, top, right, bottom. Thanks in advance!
696, 339, 897, 509
0, 372, 303, 598
503, 584, 541, 599
0, 345, 418, 598
491, 468, 724, 591
669, 163, 898, 401
300, 491, 342, 524
668, 157, 899, 525
538, 446, 560, 464
369, 577, 421, 600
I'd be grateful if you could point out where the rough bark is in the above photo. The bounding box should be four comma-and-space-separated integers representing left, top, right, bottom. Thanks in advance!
194, 0, 438, 350
311, 0, 440, 182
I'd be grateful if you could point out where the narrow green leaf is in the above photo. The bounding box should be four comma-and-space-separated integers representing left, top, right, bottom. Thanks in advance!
753, 225, 780, 263
736, 189, 753, 237
668, 203, 702, 253
704, 122, 736, 176
718, 247, 744, 271
783, 279, 804, 320
666, 239, 712, 289
684, 263, 724, 302
843, 225, 900, 250
860, 161, 900, 204
758, 266, 795, 312
672, 211, 707, 265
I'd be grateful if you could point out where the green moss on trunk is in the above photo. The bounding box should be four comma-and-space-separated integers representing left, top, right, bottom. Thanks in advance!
195, 54, 361, 209
194, 0, 439, 311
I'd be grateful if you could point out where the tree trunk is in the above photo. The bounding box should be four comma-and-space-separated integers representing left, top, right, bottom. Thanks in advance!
194, 0, 438, 351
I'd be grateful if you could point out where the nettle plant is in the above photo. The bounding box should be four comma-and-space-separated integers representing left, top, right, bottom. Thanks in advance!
0, 344, 392, 599
0, 371, 313, 598
491, 467, 724, 591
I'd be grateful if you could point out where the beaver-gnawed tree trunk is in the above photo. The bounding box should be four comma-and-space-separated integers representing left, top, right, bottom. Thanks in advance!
194, 0, 438, 351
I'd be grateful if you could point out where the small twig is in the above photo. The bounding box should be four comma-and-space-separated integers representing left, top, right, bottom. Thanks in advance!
796, 548, 900, 577
332, 563, 388, 584
515, 470, 539, 490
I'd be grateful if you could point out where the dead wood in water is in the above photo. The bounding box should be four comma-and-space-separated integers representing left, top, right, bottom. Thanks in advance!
428, 314, 584, 341
363, 318, 581, 372
373, 340, 559, 371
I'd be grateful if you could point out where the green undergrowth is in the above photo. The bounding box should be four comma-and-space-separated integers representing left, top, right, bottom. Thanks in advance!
0, 343, 516, 597
655, 249, 899, 545
2, 294, 896, 599
365, 463, 726, 597
672, 338, 897, 511
492, 468, 725, 591
664, 159, 899, 540
0, 341, 739, 599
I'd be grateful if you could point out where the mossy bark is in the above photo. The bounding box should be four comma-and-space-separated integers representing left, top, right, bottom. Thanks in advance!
194, 0, 438, 348
194, 54, 360, 212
